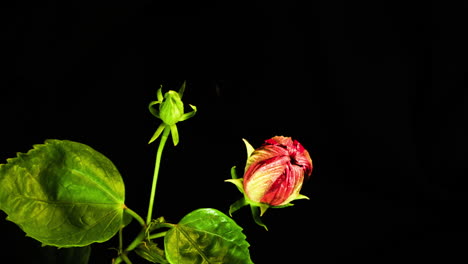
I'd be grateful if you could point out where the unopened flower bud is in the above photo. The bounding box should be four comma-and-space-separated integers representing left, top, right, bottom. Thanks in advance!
148, 81, 197, 146
226, 136, 312, 229
159, 90, 184, 126
243, 136, 312, 206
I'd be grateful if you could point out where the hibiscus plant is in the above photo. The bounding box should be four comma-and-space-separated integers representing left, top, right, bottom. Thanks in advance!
0, 82, 312, 264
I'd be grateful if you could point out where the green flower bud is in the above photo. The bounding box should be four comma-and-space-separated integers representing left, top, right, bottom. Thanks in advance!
159, 90, 184, 126
148, 81, 197, 146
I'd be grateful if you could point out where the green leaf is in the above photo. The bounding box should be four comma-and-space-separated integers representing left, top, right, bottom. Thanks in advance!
0, 140, 126, 247
164, 208, 254, 264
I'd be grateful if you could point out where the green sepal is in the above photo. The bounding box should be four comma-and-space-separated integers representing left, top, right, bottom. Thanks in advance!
149, 124, 167, 144
157, 85, 164, 101
250, 205, 268, 231
228, 197, 248, 216
230, 165, 239, 179
242, 138, 255, 159
293, 194, 310, 201
178, 80, 186, 98
170, 124, 179, 146
225, 178, 244, 194
149, 86, 164, 118
258, 204, 269, 216
178, 104, 197, 122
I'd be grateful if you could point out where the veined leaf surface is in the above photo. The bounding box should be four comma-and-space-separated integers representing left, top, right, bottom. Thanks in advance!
164, 208, 253, 264
0, 140, 126, 247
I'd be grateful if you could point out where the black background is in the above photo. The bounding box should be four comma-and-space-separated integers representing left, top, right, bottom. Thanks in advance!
1, 1, 467, 263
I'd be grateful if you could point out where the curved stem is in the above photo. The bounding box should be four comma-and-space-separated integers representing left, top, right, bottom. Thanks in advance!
124, 206, 146, 228
146, 126, 171, 224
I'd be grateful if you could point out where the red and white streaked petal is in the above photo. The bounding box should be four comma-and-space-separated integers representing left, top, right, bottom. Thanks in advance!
265, 137, 312, 176
244, 155, 289, 203
265, 136, 294, 147
244, 144, 288, 178
292, 146, 313, 178
260, 163, 305, 206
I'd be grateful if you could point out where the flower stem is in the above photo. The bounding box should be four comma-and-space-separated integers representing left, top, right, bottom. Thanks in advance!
146, 126, 171, 225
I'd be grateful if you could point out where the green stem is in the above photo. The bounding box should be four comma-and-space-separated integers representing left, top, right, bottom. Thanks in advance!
114, 254, 132, 264
124, 206, 146, 228
146, 126, 170, 224
121, 254, 132, 264
125, 230, 146, 252
119, 226, 124, 253
155, 222, 176, 229
148, 231, 168, 240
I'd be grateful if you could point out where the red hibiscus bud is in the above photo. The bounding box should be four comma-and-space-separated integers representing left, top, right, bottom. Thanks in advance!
243, 136, 312, 206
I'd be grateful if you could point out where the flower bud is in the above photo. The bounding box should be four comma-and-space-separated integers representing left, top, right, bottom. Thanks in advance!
243, 136, 312, 206
159, 90, 184, 126
148, 81, 197, 145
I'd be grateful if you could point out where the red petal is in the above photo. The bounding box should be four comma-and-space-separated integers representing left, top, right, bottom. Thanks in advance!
244, 144, 289, 177
260, 163, 304, 206
243, 155, 289, 203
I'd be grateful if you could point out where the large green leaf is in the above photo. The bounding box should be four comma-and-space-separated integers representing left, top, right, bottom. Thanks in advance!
164, 208, 254, 264
0, 140, 126, 247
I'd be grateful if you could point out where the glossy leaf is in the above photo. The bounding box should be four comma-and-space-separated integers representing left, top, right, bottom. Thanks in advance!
0, 140, 126, 247
164, 208, 253, 264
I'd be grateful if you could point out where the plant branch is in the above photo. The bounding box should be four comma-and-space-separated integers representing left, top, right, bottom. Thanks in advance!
125, 229, 146, 252
146, 126, 171, 224
119, 226, 124, 253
